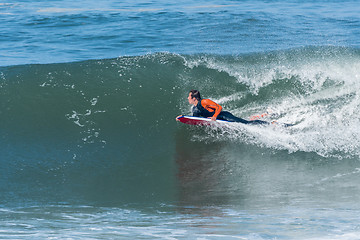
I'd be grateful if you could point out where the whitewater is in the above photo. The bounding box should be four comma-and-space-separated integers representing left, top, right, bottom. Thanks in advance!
1, 0, 360, 239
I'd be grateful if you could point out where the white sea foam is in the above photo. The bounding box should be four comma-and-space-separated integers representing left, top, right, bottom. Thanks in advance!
188, 50, 360, 158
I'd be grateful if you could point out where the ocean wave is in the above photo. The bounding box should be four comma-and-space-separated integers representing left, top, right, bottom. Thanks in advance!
1, 48, 360, 157
1, 47, 360, 203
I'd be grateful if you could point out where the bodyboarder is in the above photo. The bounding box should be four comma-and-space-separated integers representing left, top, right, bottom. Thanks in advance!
176, 90, 269, 125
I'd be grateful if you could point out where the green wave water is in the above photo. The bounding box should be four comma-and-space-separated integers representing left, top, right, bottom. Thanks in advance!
1, 47, 360, 207
0, 48, 360, 206
2, 46, 360, 239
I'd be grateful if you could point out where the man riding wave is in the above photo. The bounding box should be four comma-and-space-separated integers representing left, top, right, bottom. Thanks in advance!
176, 90, 269, 125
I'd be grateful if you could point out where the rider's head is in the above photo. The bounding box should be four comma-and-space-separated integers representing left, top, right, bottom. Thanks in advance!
189, 89, 201, 100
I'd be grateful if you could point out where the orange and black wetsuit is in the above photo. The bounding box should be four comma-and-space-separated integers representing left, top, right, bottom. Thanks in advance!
193, 99, 268, 125
192, 99, 222, 119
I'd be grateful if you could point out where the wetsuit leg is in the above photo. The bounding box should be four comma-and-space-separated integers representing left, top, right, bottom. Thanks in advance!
217, 111, 248, 123
248, 119, 269, 125
218, 111, 269, 125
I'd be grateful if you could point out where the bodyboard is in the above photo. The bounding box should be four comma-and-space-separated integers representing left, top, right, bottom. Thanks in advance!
177, 115, 229, 125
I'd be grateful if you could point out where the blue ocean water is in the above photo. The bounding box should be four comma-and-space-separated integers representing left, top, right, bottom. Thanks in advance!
1, 0, 359, 66
1, 0, 360, 239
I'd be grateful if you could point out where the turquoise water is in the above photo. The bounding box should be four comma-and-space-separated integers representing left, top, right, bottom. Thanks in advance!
1, 1, 360, 239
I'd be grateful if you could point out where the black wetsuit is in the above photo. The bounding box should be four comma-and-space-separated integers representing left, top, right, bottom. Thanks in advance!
192, 100, 268, 125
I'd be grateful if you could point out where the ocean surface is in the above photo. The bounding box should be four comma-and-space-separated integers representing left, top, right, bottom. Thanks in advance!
1, 0, 360, 239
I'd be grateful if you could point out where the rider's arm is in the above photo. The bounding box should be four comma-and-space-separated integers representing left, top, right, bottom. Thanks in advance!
201, 99, 222, 119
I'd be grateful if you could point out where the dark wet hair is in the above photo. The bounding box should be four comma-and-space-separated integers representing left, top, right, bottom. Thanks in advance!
189, 90, 201, 101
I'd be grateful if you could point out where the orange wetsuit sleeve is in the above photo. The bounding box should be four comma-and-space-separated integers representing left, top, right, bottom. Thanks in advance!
201, 99, 223, 119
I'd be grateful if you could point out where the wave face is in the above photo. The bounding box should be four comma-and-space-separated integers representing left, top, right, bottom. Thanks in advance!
1, 47, 360, 205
